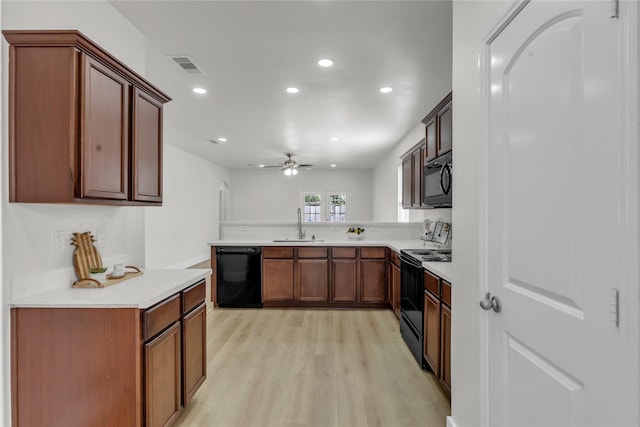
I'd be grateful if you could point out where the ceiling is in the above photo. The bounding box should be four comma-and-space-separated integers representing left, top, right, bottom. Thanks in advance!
110, 1, 452, 171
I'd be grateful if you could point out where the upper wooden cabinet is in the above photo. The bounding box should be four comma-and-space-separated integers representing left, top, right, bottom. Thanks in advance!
401, 141, 426, 209
3, 30, 171, 205
401, 155, 413, 208
422, 92, 453, 162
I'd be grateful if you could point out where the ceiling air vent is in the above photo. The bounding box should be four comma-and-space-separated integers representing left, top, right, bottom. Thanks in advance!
168, 55, 205, 75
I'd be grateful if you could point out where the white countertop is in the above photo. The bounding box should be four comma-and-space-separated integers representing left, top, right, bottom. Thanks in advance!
10, 268, 212, 309
210, 239, 454, 283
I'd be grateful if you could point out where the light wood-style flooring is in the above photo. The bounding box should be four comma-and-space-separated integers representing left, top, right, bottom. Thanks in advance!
175, 309, 451, 426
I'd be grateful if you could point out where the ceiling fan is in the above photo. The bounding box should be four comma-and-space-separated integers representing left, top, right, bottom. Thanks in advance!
261, 153, 314, 176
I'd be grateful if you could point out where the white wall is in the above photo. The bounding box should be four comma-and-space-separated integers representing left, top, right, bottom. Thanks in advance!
450, 2, 512, 427
229, 169, 373, 221
145, 144, 229, 268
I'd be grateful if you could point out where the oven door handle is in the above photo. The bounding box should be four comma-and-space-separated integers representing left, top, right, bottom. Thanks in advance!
400, 254, 423, 268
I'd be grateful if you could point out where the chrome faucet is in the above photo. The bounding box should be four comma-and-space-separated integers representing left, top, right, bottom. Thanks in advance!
297, 208, 305, 240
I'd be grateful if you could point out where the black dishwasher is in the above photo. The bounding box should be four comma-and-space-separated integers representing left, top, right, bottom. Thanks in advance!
216, 247, 263, 308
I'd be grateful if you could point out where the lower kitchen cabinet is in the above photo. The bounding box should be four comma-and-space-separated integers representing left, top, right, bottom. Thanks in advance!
440, 304, 452, 394
422, 269, 452, 399
423, 290, 441, 374
262, 247, 295, 302
331, 247, 358, 302
182, 302, 207, 405
387, 249, 401, 318
263, 258, 295, 301
360, 259, 386, 303
297, 259, 329, 301
10, 278, 207, 427
145, 322, 182, 427
260, 246, 387, 308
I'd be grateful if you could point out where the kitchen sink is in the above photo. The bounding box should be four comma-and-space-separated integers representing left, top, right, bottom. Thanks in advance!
271, 239, 325, 243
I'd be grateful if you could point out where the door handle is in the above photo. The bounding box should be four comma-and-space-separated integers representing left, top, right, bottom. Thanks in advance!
479, 292, 502, 313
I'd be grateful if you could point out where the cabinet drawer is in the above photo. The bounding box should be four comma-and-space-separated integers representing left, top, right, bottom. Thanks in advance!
424, 270, 440, 296
263, 247, 294, 259
361, 247, 386, 259
143, 293, 181, 341
331, 247, 357, 259
182, 279, 206, 314
441, 280, 451, 307
298, 247, 328, 259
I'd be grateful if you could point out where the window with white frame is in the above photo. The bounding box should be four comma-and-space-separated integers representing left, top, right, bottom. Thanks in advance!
302, 191, 349, 222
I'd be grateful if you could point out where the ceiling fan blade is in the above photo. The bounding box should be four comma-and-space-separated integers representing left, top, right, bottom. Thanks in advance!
261, 165, 283, 169
298, 164, 314, 168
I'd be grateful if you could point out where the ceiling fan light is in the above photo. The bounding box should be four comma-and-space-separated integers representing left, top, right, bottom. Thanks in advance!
284, 168, 292, 176
292, 168, 298, 176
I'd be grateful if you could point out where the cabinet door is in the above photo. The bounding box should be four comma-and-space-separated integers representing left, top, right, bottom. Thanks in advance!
132, 88, 163, 203
440, 305, 451, 396
297, 259, 328, 302
331, 259, 358, 302
425, 116, 437, 161
81, 55, 130, 200
262, 259, 294, 301
145, 322, 181, 427
392, 263, 401, 317
423, 291, 440, 375
437, 101, 452, 155
360, 259, 386, 303
401, 155, 413, 208
183, 303, 206, 406
412, 148, 423, 207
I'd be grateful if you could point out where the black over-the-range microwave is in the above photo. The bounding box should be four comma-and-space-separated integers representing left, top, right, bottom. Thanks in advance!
423, 152, 452, 208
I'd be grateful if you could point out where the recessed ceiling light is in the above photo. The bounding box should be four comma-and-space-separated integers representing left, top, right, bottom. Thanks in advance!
192, 87, 207, 94
218, 137, 227, 143
258, 164, 265, 168
379, 86, 393, 93
331, 164, 337, 168
318, 58, 334, 68
330, 137, 339, 142
286, 87, 299, 94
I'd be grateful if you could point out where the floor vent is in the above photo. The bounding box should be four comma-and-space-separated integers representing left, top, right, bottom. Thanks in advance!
168, 55, 205, 75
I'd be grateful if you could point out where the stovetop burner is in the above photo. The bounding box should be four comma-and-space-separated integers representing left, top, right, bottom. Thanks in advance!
402, 248, 452, 263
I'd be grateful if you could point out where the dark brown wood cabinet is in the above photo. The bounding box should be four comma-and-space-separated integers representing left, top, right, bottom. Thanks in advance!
262, 247, 295, 302
401, 140, 426, 208
423, 92, 453, 161
10, 278, 207, 427
360, 248, 386, 303
132, 88, 164, 202
181, 281, 207, 406
331, 247, 358, 302
260, 246, 386, 308
440, 304, 452, 395
145, 322, 182, 427
423, 289, 441, 375
297, 259, 329, 302
412, 147, 424, 208
422, 269, 452, 399
386, 249, 401, 318
402, 155, 413, 208
82, 55, 130, 200
3, 30, 170, 205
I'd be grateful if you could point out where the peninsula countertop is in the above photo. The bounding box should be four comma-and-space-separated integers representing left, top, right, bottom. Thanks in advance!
210, 239, 453, 283
10, 268, 212, 309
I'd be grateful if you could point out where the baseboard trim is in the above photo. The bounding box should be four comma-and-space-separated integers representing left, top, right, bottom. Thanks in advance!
446, 416, 458, 427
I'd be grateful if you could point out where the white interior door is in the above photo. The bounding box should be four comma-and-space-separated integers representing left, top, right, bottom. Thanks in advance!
484, 1, 638, 426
